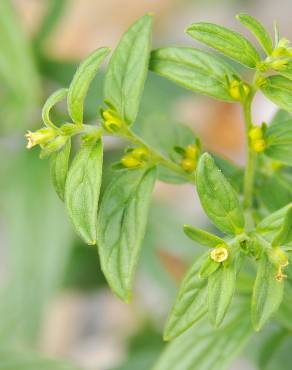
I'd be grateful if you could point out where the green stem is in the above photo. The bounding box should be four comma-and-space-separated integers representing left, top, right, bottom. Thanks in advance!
242, 95, 256, 226
122, 128, 197, 184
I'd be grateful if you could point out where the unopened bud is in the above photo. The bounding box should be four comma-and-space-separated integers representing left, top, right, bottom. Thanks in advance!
121, 154, 142, 168
185, 144, 199, 160
251, 139, 266, 153
181, 158, 197, 173
249, 126, 263, 140
131, 147, 150, 161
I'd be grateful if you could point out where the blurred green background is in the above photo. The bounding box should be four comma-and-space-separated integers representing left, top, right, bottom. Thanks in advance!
1, 0, 292, 369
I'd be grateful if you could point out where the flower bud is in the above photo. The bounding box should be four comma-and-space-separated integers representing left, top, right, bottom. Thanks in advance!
25, 127, 55, 149
249, 127, 263, 140
102, 110, 123, 132
251, 139, 266, 153
121, 154, 141, 168
185, 144, 199, 160
181, 158, 197, 173
131, 147, 150, 161
229, 80, 241, 100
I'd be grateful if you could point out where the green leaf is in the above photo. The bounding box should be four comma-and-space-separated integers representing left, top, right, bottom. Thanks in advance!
42, 88, 68, 128
50, 139, 71, 201
183, 225, 225, 248
272, 206, 292, 246
97, 167, 156, 301
199, 256, 220, 279
208, 257, 238, 327
163, 254, 207, 341
68, 47, 110, 125
154, 299, 252, 370
258, 328, 288, 370
270, 109, 291, 125
256, 204, 292, 241
65, 139, 103, 245
196, 153, 245, 235
251, 251, 284, 331
236, 13, 273, 55
256, 173, 292, 212
186, 22, 261, 68
150, 47, 239, 101
104, 14, 152, 125
264, 120, 292, 165
260, 75, 292, 112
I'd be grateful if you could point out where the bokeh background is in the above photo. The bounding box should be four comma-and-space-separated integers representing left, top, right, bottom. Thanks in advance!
1, 0, 292, 369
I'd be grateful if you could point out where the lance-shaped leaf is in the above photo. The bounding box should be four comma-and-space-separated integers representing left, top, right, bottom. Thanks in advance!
163, 254, 207, 341
260, 75, 292, 112
65, 139, 103, 245
272, 206, 292, 246
97, 167, 156, 302
236, 13, 273, 55
50, 139, 71, 201
104, 14, 152, 125
264, 120, 292, 165
184, 224, 225, 248
252, 251, 284, 331
150, 47, 238, 102
208, 255, 239, 327
186, 22, 261, 68
68, 47, 110, 125
42, 88, 68, 128
256, 203, 292, 241
196, 153, 245, 235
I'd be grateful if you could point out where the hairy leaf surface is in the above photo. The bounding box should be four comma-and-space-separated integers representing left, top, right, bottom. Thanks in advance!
186, 22, 260, 68
97, 167, 156, 301
68, 47, 110, 124
65, 139, 103, 244
150, 47, 238, 101
196, 153, 245, 235
50, 139, 71, 201
104, 14, 152, 125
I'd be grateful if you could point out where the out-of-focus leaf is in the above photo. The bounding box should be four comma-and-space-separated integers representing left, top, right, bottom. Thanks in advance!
260, 76, 292, 112
256, 203, 292, 242
258, 329, 288, 370
153, 298, 252, 370
186, 22, 260, 68
264, 121, 292, 165
272, 206, 292, 246
0, 0, 40, 130
256, 173, 292, 212
33, 0, 68, 51
150, 47, 238, 101
0, 150, 73, 344
258, 332, 292, 370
